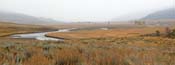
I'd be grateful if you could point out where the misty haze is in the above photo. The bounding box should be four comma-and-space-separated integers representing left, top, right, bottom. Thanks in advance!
0, 0, 175, 65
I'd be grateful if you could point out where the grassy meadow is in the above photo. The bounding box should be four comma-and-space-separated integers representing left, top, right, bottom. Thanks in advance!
0, 22, 56, 37
0, 22, 175, 65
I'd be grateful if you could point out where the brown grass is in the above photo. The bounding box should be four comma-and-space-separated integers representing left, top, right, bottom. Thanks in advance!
0, 22, 175, 65
0, 22, 55, 37
46, 27, 165, 39
0, 36, 175, 65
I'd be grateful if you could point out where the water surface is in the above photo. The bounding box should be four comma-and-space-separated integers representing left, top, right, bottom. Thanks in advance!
11, 28, 75, 41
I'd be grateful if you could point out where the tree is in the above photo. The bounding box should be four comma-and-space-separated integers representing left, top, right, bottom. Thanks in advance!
165, 27, 171, 37
155, 30, 160, 36
134, 21, 145, 25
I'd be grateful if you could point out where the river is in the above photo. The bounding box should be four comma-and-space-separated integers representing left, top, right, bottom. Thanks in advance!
10, 28, 76, 41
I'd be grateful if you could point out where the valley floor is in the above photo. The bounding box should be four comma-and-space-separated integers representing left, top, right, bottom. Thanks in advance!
0, 22, 56, 37
0, 22, 175, 65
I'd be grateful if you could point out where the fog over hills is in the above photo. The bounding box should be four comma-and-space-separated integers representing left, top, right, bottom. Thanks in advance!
0, 0, 172, 22
0, 7, 174, 24
0, 11, 61, 24
143, 8, 175, 20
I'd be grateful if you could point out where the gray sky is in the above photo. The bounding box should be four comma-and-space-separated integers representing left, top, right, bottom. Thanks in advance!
0, 0, 174, 22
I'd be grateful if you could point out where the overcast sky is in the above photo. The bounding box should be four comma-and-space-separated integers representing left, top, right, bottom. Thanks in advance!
0, 0, 174, 22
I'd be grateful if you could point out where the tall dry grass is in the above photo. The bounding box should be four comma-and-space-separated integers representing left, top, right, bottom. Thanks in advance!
0, 36, 175, 65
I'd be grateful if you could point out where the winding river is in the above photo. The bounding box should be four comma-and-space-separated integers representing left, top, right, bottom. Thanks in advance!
11, 28, 76, 41
10, 27, 109, 41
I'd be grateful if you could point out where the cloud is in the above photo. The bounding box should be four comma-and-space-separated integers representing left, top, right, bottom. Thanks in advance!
0, 0, 173, 21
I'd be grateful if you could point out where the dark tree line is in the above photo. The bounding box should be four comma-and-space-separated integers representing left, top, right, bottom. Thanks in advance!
155, 27, 175, 38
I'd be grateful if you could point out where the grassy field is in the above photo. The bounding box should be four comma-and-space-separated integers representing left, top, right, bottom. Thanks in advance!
0, 21, 56, 37
46, 27, 166, 39
0, 30, 175, 65
0, 22, 175, 65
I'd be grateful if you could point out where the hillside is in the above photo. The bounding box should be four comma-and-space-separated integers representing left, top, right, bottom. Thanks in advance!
143, 8, 175, 19
0, 11, 61, 24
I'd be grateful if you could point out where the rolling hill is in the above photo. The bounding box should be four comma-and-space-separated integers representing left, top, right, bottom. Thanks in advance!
143, 8, 175, 20
0, 11, 61, 25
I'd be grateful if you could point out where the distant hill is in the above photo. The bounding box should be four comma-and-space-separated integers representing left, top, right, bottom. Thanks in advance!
0, 11, 61, 25
143, 8, 175, 20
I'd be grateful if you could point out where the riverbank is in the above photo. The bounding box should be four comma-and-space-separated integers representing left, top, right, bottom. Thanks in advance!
46, 27, 165, 39
0, 27, 175, 65
0, 22, 57, 37
9, 28, 79, 41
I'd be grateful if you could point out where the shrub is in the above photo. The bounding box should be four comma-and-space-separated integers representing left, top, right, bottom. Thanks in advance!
165, 28, 175, 38
55, 56, 82, 65
170, 29, 175, 38
165, 27, 171, 37
155, 30, 160, 36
